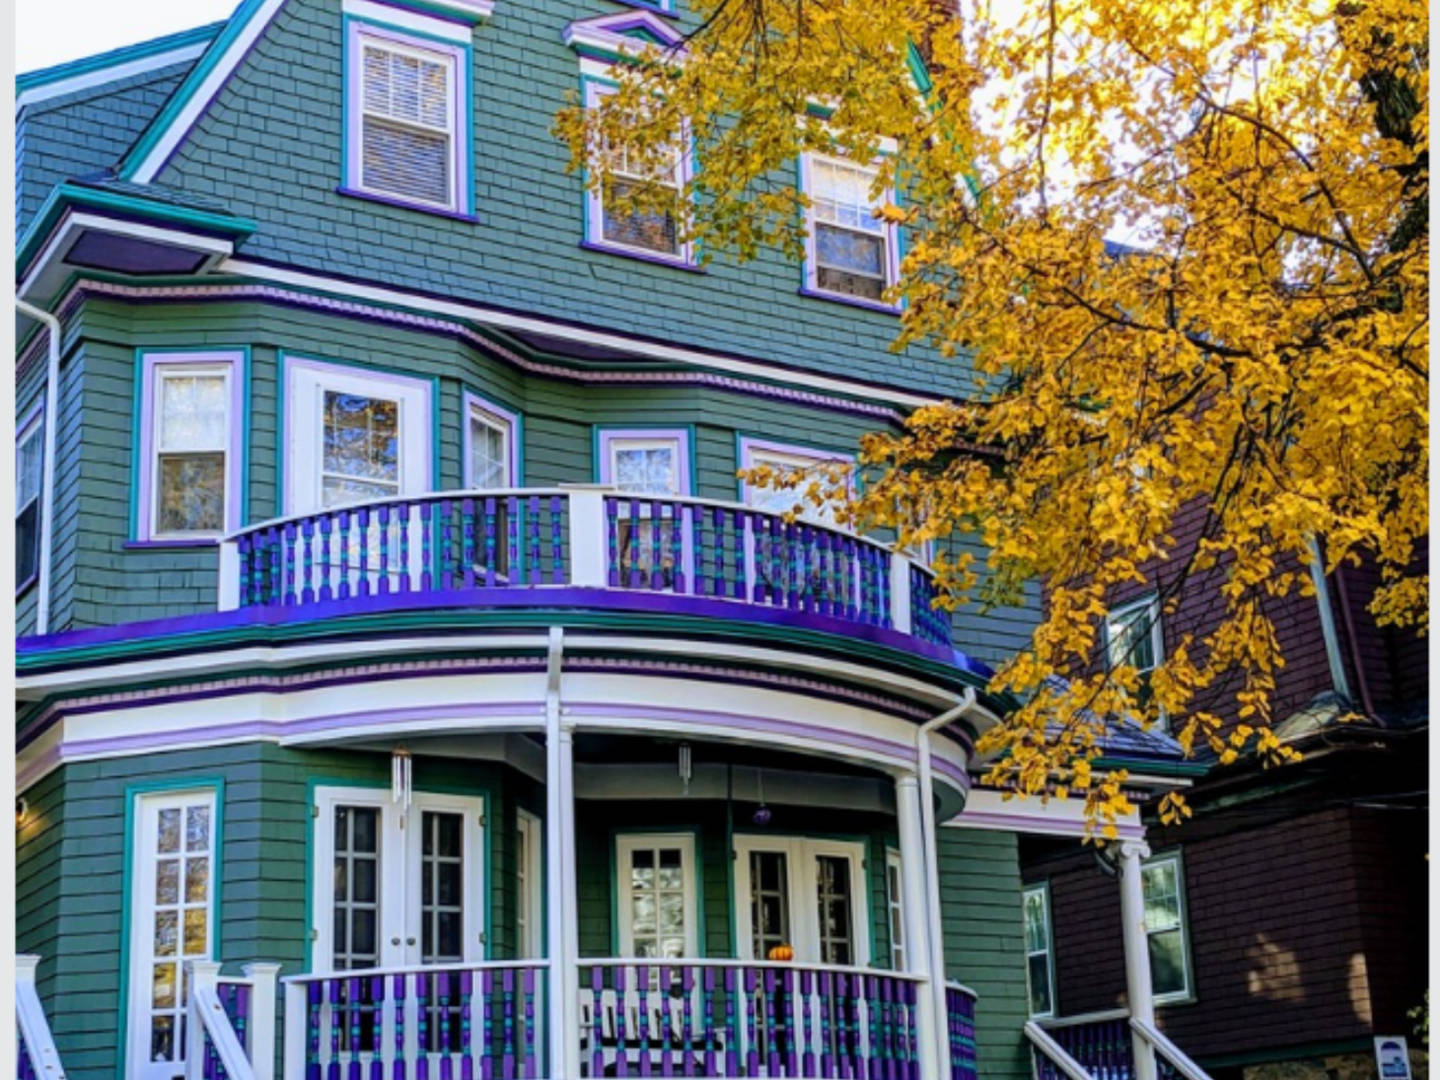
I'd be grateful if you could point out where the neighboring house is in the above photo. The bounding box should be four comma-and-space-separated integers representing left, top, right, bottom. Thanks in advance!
14, 6, 1217, 1080
1019, 497, 1430, 1080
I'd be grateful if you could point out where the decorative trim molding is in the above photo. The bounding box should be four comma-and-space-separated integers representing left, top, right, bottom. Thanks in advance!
17, 33, 214, 111
561, 11, 688, 62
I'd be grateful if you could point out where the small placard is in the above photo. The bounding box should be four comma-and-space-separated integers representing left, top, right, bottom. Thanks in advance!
1374, 1037, 1412, 1080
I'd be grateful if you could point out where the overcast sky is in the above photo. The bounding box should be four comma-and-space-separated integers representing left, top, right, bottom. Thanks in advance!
16, 0, 239, 74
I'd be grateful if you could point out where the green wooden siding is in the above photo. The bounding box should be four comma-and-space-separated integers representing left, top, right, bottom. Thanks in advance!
938, 827, 1031, 1080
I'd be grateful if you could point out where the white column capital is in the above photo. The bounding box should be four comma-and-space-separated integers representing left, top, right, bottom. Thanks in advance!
1117, 838, 1151, 862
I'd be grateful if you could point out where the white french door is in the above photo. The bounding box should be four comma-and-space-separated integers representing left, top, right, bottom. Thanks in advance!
733, 836, 870, 967
312, 786, 485, 972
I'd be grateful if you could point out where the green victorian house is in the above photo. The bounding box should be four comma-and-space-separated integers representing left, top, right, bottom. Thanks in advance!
13, 4, 1203, 1080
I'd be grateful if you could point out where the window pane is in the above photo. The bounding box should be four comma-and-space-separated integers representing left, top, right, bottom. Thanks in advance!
812, 160, 883, 234
1142, 862, 1181, 931
469, 415, 509, 488
160, 375, 226, 452
1023, 890, 1049, 952
1149, 929, 1187, 997
614, 446, 677, 495
1027, 954, 1053, 1014
363, 116, 451, 206
1111, 603, 1158, 672
157, 454, 226, 534
15, 501, 39, 584
17, 428, 43, 507
324, 392, 399, 482
185, 858, 210, 903
815, 855, 853, 966
603, 178, 680, 254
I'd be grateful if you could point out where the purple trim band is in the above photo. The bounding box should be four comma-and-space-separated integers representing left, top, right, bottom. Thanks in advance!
796, 288, 901, 317
336, 187, 480, 224
579, 241, 705, 274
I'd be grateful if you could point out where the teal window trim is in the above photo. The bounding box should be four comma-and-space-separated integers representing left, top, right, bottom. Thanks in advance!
116, 777, 226, 1080
340, 13, 477, 220
609, 826, 708, 958
1142, 848, 1197, 1007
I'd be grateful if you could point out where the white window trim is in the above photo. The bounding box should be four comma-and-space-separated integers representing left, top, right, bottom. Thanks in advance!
463, 392, 519, 489
1022, 882, 1057, 1019
733, 835, 871, 967
311, 785, 486, 973
136, 352, 245, 541
1141, 851, 1195, 1006
582, 79, 695, 267
516, 809, 543, 958
615, 832, 700, 958
799, 151, 901, 309
125, 787, 219, 1080
283, 355, 434, 515
1105, 593, 1164, 673
343, 13, 472, 216
737, 436, 853, 522
885, 848, 906, 971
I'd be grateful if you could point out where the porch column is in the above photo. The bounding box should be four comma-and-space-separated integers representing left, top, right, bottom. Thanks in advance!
545, 627, 579, 1078
894, 773, 943, 1080
1117, 839, 1158, 1080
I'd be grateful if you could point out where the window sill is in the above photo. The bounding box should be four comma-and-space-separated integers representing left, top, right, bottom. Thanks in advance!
124, 539, 221, 550
1153, 995, 1197, 1009
797, 287, 901, 315
337, 187, 479, 224
581, 240, 705, 274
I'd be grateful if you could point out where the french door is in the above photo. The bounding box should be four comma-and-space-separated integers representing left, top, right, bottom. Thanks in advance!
313, 787, 485, 972
733, 836, 870, 967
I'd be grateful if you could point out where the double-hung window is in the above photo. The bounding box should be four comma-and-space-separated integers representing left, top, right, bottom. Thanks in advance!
737, 436, 850, 524
1022, 883, 1056, 1017
1106, 593, 1164, 714
344, 16, 472, 216
583, 81, 693, 265
465, 394, 518, 490
1142, 852, 1194, 1004
16, 408, 43, 587
802, 153, 899, 306
599, 429, 691, 587
136, 352, 244, 542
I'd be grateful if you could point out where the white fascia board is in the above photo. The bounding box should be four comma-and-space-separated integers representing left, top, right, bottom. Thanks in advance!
946, 787, 1146, 839
17, 42, 211, 111
129, 0, 289, 184
216, 257, 936, 410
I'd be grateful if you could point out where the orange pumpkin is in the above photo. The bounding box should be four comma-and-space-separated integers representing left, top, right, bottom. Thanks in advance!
767, 944, 794, 962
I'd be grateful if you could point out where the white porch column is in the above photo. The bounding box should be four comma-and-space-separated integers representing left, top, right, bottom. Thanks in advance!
894, 774, 943, 1080
1117, 839, 1158, 1080
544, 626, 578, 1078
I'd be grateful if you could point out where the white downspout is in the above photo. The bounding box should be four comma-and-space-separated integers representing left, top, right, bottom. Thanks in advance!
916, 686, 978, 1074
14, 299, 60, 635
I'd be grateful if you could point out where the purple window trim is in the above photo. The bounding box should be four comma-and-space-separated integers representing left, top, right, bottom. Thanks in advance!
578, 240, 705, 274
134, 351, 246, 543
281, 353, 436, 514
343, 20, 472, 217
596, 427, 694, 495
796, 287, 901, 317
462, 390, 521, 487
336, 187, 480, 224
736, 435, 855, 507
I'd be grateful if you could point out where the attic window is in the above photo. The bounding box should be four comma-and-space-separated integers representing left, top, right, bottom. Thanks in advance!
343, 19, 473, 218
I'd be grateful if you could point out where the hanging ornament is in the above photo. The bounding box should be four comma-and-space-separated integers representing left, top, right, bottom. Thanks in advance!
678, 742, 693, 796
391, 746, 413, 827
752, 769, 772, 826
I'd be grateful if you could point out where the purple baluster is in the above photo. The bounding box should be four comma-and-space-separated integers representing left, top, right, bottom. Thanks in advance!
327, 977, 342, 1080
481, 970, 494, 1080
615, 966, 630, 1079
393, 975, 407, 1080
440, 499, 456, 591
681, 965, 695, 1077
463, 498, 476, 590
281, 522, 297, 605
769, 516, 784, 606
711, 508, 725, 597
744, 968, 759, 1079
820, 971, 834, 1079
784, 968, 799, 1077
702, 966, 716, 1077
417, 973, 430, 1080
591, 967, 606, 1080
801, 969, 816, 1078
670, 504, 685, 594
638, 965, 652, 1077
483, 497, 498, 587
501, 968, 515, 1080
421, 503, 434, 592
730, 509, 746, 599
346, 976, 363, 1080
378, 504, 391, 595
648, 503, 663, 591
369, 976, 384, 1080
723, 967, 738, 1078
550, 496, 566, 584
606, 499, 620, 587
506, 496, 520, 587
523, 966, 537, 1079
460, 971, 475, 1080
529, 496, 542, 585
439, 971, 453, 1080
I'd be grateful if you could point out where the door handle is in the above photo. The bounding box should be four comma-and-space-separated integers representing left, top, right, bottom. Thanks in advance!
406, 937, 416, 946
391, 937, 401, 946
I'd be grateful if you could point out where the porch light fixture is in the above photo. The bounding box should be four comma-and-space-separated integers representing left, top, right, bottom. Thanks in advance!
15, 797, 28, 826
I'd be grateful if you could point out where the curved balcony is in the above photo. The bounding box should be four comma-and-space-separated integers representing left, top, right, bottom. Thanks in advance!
218, 488, 966, 666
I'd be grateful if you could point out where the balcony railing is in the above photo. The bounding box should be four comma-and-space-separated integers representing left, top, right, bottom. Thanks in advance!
219, 489, 954, 651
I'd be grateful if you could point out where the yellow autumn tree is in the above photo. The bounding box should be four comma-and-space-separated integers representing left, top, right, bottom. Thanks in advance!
555, 0, 1429, 834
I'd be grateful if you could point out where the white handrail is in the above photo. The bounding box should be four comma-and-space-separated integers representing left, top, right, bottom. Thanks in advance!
1130, 1018, 1213, 1080
1035, 1007, 1131, 1030
186, 962, 254, 1080
1023, 1021, 1096, 1080
15, 956, 66, 1080
280, 957, 551, 984
579, 956, 929, 982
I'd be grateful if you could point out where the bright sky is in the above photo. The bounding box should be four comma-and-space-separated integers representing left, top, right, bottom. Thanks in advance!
15, 0, 239, 75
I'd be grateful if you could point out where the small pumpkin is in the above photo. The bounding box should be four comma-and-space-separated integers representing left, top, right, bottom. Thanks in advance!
768, 944, 794, 962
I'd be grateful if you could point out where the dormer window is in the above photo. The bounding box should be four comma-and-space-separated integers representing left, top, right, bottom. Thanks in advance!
342, 13, 474, 219
800, 153, 900, 310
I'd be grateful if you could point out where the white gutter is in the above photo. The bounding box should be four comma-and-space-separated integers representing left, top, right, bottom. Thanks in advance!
15, 298, 60, 635
916, 686, 978, 1072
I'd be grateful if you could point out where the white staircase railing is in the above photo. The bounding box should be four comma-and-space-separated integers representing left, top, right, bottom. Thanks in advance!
1131, 1018, 1213, 1080
15, 956, 66, 1080
1024, 1018, 1100, 1080
185, 961, 281, 1080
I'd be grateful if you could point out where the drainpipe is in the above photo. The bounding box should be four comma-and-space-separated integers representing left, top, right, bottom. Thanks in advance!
916, 686, 978, 1075
1305, 537, 1354, 706
14, 299, 61, 635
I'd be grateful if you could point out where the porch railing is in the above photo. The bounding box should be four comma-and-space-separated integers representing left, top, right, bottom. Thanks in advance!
15, 956, 65, 1080
577, 958, 926, 1079
1027, 1010, 1198, 1080
281, 960, 551, 1080
186, 962, 276, 1080
219, 489, 951, 648
943, 982, 977, 1080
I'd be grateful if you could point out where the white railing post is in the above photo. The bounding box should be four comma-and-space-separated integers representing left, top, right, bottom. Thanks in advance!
15, 955, 66, 1080
890, 552, 914, 634
243, 964, 281, 1080
566, 486, 610, 587
187, 961, 221, 1080
1117, 840, 1159, 1080
218, 540, 241, 610
283, 982, 307, 1080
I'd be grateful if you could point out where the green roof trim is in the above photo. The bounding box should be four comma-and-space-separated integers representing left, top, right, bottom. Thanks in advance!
17, 181, 257, 281
1095, 753, 1210, 778
16, 21, 222, 94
